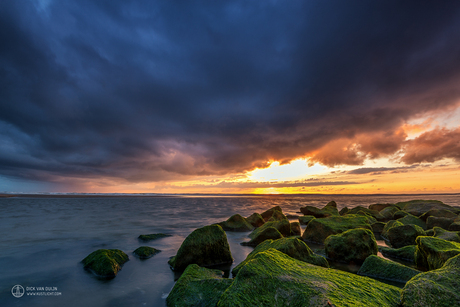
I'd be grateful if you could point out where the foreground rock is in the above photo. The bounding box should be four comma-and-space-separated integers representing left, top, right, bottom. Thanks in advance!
82, 249, 129, 278
166, 264, 232, 307
379, 206, 400, 220
248, 219, 291, 240
427, 216, 457, 230
450, 222, 460, 231
381, 220, 403, 239
245, 213, 265, 227
168, 225, 233, 271
346, 206, 385, 221
241, 226, 283, 247
298, 215, 315, 225
358, 255, 420, 283
419, 209, 458, 222
218, 214, 254, 232
233, 237, 328, 275
379, 245, 416, 263
260, 206, 284, 221
217, 249, 401, 307
133, 246, 160, 259
401, 254, 460, 306
290, 221, 301, 236
415, 236, 460, 270
397, 214, 426, 230
300, 201, 339, 218
387, 224, 425, 248
138, 233, 172, 241
433, 227, 460, 243
325, 228, 377, 264
302, 214, 373, 244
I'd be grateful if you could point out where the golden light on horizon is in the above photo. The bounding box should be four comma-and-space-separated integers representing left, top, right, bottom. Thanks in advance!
248, 159, 327, 182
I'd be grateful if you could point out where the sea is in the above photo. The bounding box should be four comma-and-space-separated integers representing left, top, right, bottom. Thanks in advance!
1, 194, 459, 307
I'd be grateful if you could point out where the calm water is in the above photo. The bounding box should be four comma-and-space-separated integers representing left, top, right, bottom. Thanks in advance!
1, 194, 459, 306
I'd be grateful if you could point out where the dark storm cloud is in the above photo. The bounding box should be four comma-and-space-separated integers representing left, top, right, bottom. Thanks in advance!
1, 1, 460, 185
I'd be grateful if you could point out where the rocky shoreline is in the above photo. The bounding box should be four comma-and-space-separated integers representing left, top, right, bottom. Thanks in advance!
82, 199, 460, 306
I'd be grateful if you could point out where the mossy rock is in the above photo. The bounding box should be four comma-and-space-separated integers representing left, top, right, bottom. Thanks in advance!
218, 214, 254, 232
393, 210, 409, 219
302, 215, 373, 244
300, 201, 339, 218
425, 228, 434, 236
325, 228, 378, 264
298, 215, 315, 225
379, 245, 416, 263
449, 222, 460, 231
267, 210, 288, 222
397, 214, 427, 230
415, 236, 460, 270
82, 249, 129, 278
260, 206, 283, 222
401, 254, 460, 306
249, 219, 291, 239
246, 213, 265, 227
290, 221, 301, 236
427, 216, 456, 230
339, 206, 349, 215
395, 200, 453, 217
347, 206, 385, 221
369, 203, 396, 212
133, 246, 160, 259
358, 255, 420, 283
168, 225, 233, 271
166, 264, 232, 307
433, 227, 460, 243
138, 233, 172, 241
419, 209, 458, 222
381, 220, 404, 239
371, 222, 386, 233
217, 249, 401, 307
241, 226, 283, 247
233, 237, 328, 276
379, 206, 400, 220
387, 224, 425, 249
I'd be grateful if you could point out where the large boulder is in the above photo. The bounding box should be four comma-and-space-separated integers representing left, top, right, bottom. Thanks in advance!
381, 220, 403, 239
218, 214, 254, 232
290, 222, 301, 236
387, 224, 426, 249
419, 209, 458, 222
249, 219, 291, 239
379, 245, 416, 263
298, 215, 315, 225
395, 200, 456, 217
133, 246, 160, 259
397, 214, 426, 230
325, 228, 377, 264
401, 254, 460, 306
246, 213, 265, 227
166, 264, 232, 307
300, 201, 339, 218
450, 222, 460, 231
82, 249, 129, 278
358, 255, 420, 283
260, 206, 283, 221
379, 206, 400, 220
339, 206, 349, 215
168, 225, 233, 271
217, 249, 401, 307
433, 227, 460, 243
393, 210, 409, 219
427, 216, 457, 230
267, 210, 288, 222
371, 222, 386, 233
302, 215, 373, 244
347, 206, 385, 221
233, 237, 328, 276
369, 203, 396, 212
241, 227, 283, 247
415, 236, 460, 270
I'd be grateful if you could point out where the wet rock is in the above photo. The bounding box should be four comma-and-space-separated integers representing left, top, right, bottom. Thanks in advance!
415, 236, 460, 270
217, 249, 401, 307
218, 214, 254, 232
249, 219, 291, 239
387, 224, 425, 249
325, 228, 378, 264
246, 213, 265, 227
368, 203, 396, 212
133, 246, 160, 259
300, 201, 339, 218
233, 237, 328, 276
168, 225, 233, 271
358, 255, 420, 283
419, 209, 458, 222
427, 216, 456, 230
302, 215, 373, 244
267, 210, 288, 222
260, 206, 283, 221
82, 249, 129, 278
395, 200, 455, 217
379, 245, 416, 263
347, 206, 385, 221
371, 221, 386, 233
379, 206, 400, 220
393, 210, 409, 219
397, 214, 426, 230
433, 227, 460, 243
401, 254, 460, 306
298, 215, 315, 225
381, 220, 404, 239
241, 227, 283, 247
138, 233, 172, 241
166, 264, 232, 307
289, 221, 301, 236
449, 222, 460, 231
339, 206, 349, 215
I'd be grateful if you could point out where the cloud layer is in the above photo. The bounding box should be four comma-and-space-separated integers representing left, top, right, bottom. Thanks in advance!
1, 1, 460, 188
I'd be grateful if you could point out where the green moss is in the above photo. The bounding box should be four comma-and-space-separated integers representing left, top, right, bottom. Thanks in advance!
395, 200, 452, 217
387, 224, 425, 249
347, 206, 385, 221
82, 249, 129, 278
325, 228, 377, 264
371, 222, 386, 233
168, 225, 233, 271
369, 203, 396, 212
300, 201, 339, 218
449, 222, 460, 231
419, 209, 458, 222
433, 227, 460, 243
425, 229, 435, 236
415, 236, 460, 270
218, 214, 254, 232
393, 210, 409, 219
249, 219, 290, 239
166, 264, 232, 307
379, 245, 416, 263
358, 255, 420, 283
246, 213, 265, 227
427, 216, 456, 230
379, 206, 400, 220
397, 214, 427, 230
290, 222, 301, 236
381, 220, 403, 239
401, 254, 460, 306
260, 206, 283, 221
339, 206, 349, 215
233, 237, 328, 276
133, 246, 160, 259
241, 226, 283, 247
138, 233, 172, 241
217, 249, 401, 307
267, 210, 288, 222
298, 215, 315, 225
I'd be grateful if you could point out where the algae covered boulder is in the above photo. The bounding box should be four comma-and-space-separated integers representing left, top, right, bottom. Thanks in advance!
339, 206, 349, 215
381, 220, 404, 239
302, 215, 373, 244
133, 246, 160, 259
427, 216, 456, 230
260, 206, 283, 221
415, 236, 460, 270
267, 210, 288, 221
358, 255, 420, 283
166, 264, 232, 307
82, 249, 129, 278
138, 233, 172, 241
433, 227, 460, 243
397, 214, 426, 230
249, 219, 291, 239
347, 206, 385, 221
218, 214, 254, 232
168, 225, 233, 271
419, 209, 458, 222
396, 200, 454, 217
387, 224, 425, 249
217, 249, 401, 307
369, 203, 396, 212
393, 210, 409, 219
450, 222, 460, 231
401, 254, 460, 306
379, 206, 400, 220
289, 221, 301, 236
300, 201, 339, 218
371, 221, 386, 233
298, 215, 315, 225
379, 245, 416, 263
241, 226, 283, 247
325, 228, 377, 264
246, 213, 265, 227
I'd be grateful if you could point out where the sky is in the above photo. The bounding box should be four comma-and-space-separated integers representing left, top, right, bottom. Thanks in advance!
1, 1, 460, 194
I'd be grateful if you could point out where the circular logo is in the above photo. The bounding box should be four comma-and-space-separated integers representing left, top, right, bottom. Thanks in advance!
11, 285, 24, 298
